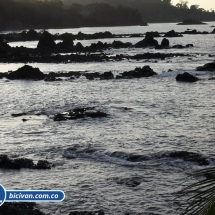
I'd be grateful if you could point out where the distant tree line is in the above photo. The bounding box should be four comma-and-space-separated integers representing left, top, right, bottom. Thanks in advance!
63, 0, 215, 23
1, 0, 215, 31
0, 0, 144, 30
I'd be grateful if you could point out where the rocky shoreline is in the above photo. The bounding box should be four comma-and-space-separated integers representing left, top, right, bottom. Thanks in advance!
1, 25, 215, 215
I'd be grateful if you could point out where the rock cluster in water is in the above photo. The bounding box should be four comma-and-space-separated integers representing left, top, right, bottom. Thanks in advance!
0, 155, 53, 170
116, 66, 157, 79
1, 65, 159, 81
0, 203, 45, 215
0, 203, 105, 215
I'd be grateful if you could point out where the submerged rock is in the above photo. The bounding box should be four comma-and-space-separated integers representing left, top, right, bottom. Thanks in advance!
162, 151, 209, 165
176, 72, 199, 82
0, 203, 45, 215
53, 107, 107, 121
69, 210, 104, 215
6, 65, 45, 80
196, 62, 215, 71
112, 177, 142, 187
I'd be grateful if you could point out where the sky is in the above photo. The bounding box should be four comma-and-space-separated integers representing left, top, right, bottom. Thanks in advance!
171, 0, 215, 11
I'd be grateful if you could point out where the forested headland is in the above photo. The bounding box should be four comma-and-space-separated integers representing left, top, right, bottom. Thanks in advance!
1, 0, 215, 31
0, 0, 145, 30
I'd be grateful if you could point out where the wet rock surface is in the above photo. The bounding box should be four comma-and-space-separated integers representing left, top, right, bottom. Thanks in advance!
0, 203, 45, 215
53, 107, 107, 121
164, 30, 182, 37
196, 62, 215, 71
135, 36, 158, 47
84, 71, 114, 80
116, 66, 157, 79
160, 38, 169, 47
176, 72, 199, 82
0, 155, 53, 170
145, 31, 161, 37
6, 65, 45, 80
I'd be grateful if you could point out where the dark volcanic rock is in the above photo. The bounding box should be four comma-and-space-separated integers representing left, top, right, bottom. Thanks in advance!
89, 41, 108, 50
11, 113, 27, 117
84, 72, 100, 80
176, 72, 199, 82
161, 38, 169, 47
99, 71, 114, 80
0, 203, 45, 215
35, 160, 52, 169
26, 29, 39, 40
196, 62, 215, 71
172, 44, 183, 49
0, 37, 10, 54
135, 36, 158, 47
0, 154, 53, 170
53, 107, 107, 121
164, 30, 182, 37
37, 31, 56, 49
186, 44, 194, 47
0, 72, 5, 79
112, 40, 132, 48
6, 65, 45, 80
44, 72, 63, 81
69, 210, 104, 215
145, 31, 160, 37
57, 37, 74, 48
84, 72, 114, 80
172, 44, 193, 49
117, 66, 157, 79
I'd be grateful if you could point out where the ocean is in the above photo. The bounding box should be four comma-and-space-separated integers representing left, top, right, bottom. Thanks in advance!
1, 22, 215, 214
